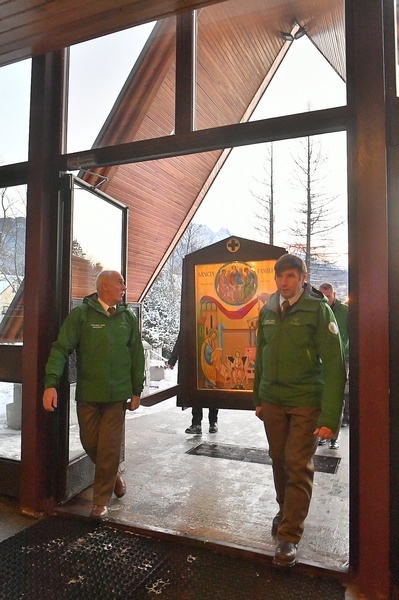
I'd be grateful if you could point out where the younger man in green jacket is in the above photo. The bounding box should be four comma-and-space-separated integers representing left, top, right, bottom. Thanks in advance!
254, 255, 345, 567
43, 270, 145, 520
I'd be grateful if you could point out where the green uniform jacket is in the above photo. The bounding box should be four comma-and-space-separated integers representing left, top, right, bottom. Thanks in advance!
253, 284, 346, 432
44, 293, 145, 402
331, 299, 349, 361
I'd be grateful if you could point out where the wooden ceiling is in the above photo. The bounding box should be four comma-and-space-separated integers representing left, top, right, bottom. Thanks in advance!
0, 0, 223, 67
1, 0, 345, 302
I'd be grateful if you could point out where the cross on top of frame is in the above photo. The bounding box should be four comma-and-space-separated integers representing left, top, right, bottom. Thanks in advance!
226, 238, 240, 253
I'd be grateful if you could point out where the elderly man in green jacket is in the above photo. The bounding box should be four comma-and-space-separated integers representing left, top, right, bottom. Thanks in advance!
43, 270, 145, 520
254, 254, 345, 568
319, 281, 350, 439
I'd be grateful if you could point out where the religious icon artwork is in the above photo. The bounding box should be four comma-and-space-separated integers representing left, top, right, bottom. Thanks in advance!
195, 259, 276, 392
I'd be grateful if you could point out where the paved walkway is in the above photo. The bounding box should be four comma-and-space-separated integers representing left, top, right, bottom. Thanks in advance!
59, 397, 349, 574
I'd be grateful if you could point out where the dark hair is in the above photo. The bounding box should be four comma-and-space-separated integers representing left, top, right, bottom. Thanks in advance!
274, 254, 307, 276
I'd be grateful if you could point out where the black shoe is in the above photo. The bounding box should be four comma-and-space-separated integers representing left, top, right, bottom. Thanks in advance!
271, 511, 282, 536
318, 438, 327, 446
273, 539, 297, 567
185, 425, 202, 434
329, 439, 339, 450
342, 416, 349, 427
209, 423, 218, 433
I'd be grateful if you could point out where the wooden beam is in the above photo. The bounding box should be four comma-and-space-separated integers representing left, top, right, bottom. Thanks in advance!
385, 0, 399, 589
20, 51, 66, 516
64, 105, 350, 170
0, 163, 28, 188
346, 0, 390, 596
175, 11, 196, 134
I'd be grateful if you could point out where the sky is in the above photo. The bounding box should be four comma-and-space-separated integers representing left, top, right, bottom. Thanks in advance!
0, 22, 348, 267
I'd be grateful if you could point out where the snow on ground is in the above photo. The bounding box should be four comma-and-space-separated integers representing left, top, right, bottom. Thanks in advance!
0, 364, 179, 461
0, 382, 21, 460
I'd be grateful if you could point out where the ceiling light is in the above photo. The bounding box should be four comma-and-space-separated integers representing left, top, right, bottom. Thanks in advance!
280, 31, 294, 42
294, 26, 307, 40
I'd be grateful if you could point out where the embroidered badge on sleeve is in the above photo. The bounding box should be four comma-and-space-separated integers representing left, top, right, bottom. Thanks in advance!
328, 322, 339, 335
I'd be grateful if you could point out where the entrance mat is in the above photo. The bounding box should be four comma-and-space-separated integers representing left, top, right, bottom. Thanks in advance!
186, 442, 341, 474
0, 516, 345, 599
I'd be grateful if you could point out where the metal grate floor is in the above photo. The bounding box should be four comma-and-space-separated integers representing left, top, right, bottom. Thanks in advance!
186, 442, 341, 474
0, 516, 346, 599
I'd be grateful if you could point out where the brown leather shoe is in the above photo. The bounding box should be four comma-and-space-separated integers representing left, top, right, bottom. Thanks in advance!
271, 511, 282, 536
90, 505, 109, 519
273, 539, 297, 567
114, 473, 126, 498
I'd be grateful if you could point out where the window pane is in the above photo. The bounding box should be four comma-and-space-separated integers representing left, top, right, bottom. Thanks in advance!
196, 0, 346, 130
66, 20, 176, 153
0, 186, 26, 343
194, 132, 348, 291
71, 180, 124, 300
0, 382, 21, 460
0, 60, 31, 165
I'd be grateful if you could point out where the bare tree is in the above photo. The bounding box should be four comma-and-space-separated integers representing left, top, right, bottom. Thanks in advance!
142, 223, 208, 355
163, 222, 207, 296
251, 142, 276, 245
286, 136, 344, 278
173, 222, 208, 263
0, 187, 26, 291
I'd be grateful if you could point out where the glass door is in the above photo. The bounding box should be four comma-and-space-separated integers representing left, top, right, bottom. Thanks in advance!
63, 175, 128, 500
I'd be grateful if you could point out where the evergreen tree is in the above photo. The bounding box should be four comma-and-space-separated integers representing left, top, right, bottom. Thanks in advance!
142, 223, 213, 357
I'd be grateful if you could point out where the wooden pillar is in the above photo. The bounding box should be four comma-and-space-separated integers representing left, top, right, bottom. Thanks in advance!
175, 11, 196, 134
347, 1, 390, 596
20, 51, 66, 515
385, 0, 399, 588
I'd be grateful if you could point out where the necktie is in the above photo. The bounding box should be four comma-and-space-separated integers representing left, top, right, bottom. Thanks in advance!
281, 300, 290, 318
107, 306, 116, 316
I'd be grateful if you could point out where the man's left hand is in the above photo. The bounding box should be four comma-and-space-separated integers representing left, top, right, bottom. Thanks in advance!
314, 426, 334, 439
127, 395, 140, 411
255, 406, 264, 421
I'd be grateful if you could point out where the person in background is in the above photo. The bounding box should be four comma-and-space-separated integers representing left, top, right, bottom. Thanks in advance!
254, 254, 345, 568
167, 333, 219, 434
319, 282, 350, 448
42, 270, 145, 520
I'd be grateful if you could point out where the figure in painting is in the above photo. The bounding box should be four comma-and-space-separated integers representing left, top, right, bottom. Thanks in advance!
216, 268, 233, 303
215, 262, 258, 305
230, 350, 246, 389
248, 320, 257, 346
242, 267, 256, 301
201, 329, 222, 388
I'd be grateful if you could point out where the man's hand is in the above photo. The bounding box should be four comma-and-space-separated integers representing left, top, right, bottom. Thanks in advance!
313, 426, 334, 440
43, 388, 58, 412
255, 406, 264, 421
127, 395, 140, 411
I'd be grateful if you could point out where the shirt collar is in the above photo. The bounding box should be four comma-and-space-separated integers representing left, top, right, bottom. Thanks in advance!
279, 288, 304, 307
98, 297, 113, 313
